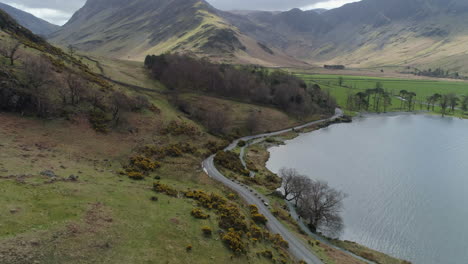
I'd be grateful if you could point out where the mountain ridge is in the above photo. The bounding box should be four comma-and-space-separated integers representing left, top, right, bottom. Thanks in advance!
0, 2, 59, 35
50, 0, 305, 67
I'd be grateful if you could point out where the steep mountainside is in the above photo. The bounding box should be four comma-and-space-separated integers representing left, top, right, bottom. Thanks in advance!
0, 2, 59, 35
51, 0, 305, 66
223, 0, 468, 73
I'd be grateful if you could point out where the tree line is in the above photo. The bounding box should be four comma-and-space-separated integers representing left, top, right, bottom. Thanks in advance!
346, 82, 394, 112
144, 54, 336, 118
414, 68, 461, 79
426, 93, 468, 116
279, 168, 347, 238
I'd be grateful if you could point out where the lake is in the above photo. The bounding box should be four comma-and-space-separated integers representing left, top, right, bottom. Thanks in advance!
266, 114, 468, 264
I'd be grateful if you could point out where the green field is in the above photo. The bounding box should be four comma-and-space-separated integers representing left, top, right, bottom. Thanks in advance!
297, 74, 468, 117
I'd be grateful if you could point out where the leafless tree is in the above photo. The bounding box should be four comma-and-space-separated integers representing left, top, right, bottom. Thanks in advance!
297, 180, 347, 237
279, 167, 313, 206
23, 56, 54, 116
68, 44, 75, 57
0, 40, 21, 66
66, 73, 86, 106
110, 91, 132, 126
280, 168, 300, 199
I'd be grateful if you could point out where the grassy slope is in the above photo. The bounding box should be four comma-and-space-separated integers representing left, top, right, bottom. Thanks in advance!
0, 45, 335, 263
297, 73, 468, 117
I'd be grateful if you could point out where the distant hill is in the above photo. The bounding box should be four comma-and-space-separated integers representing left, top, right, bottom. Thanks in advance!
50, 0, 305, 67
0, 2, 59, 36
223, 0, 468, 74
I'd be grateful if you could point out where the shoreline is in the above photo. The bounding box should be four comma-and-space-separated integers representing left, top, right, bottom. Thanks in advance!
239, 113, 413, 264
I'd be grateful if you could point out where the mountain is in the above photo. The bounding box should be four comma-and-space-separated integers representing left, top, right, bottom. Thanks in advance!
0, 2, 59, 35
222, 0, 468, 73
51, 0, 305, 67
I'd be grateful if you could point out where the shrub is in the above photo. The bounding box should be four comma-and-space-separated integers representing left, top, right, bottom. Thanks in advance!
260, 250, 273, 259
214, 151, 249, 176
153, 182, 178, 197
249, 204, 268, 225
237, 140, 247, 147
250, 224, 263, 239
272, 234, 289, 249
205, 140, 229, 155
201, 226, 212, 236
89, 110, 111, 133
150, 196, 158, 202
126, 171, 144, 180
252, 213, 268, 225
191, 208, 210, 219
163, 120, 199, 136
130, 155, 160, 171
222, 228, 246, 255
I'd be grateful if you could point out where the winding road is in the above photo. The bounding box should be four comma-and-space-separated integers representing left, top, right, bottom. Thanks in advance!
202, 109, 343, 264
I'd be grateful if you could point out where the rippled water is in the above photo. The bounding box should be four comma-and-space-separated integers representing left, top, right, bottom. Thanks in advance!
266, 114, 468, 264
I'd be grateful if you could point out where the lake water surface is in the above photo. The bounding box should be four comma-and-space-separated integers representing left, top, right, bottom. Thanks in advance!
266, 114, 468, 264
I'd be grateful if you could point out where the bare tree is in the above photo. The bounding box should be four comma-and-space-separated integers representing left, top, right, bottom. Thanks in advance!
297, 180, 347, 237
23, 56, 54, 116
110, 91, 133, 126
66, 73, 85, 106
68, 44, 76, 57
279, 168, 312, 206
0, 40, 21, 66
279, 168, 300, 199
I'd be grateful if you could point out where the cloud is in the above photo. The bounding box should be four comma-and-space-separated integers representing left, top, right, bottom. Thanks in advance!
303, 0, 360, 9
0, 0, 361, 25
6, 2, 72, 25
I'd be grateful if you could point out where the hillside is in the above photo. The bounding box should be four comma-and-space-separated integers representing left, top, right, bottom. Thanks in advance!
222, 0, 468, 74
0, 2, 59, 35
50, 0, 305, 67
1, 8, 373, 264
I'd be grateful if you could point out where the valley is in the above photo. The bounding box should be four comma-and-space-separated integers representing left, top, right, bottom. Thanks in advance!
1, 0, 468, 263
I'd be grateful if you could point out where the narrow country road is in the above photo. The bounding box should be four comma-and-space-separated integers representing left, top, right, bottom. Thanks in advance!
202, 109, 343, 264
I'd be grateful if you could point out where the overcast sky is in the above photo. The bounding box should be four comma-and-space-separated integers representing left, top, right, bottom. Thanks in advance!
0, 0, 360, 25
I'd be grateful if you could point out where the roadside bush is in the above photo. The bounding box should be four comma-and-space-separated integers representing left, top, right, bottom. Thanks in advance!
249, 204, 268, 225
271, 234, 289, 249
205, 140, 229, 155
191, 208, 210, 219
237, 140, 247, 147
252, 213, 268, 225
214, 151, 249, 176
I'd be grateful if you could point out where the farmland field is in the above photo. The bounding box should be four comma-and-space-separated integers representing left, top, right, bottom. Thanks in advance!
297, 74, 468, 116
